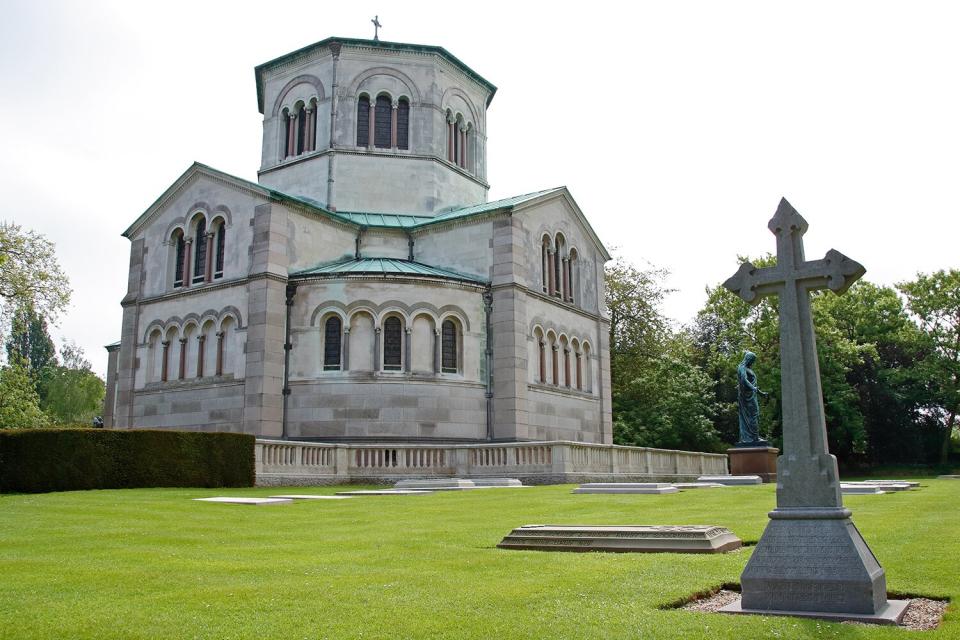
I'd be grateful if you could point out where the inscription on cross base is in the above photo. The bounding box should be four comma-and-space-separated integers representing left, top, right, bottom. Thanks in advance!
723, 198, 865, 508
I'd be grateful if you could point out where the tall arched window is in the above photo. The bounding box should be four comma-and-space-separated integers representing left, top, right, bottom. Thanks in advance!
534, 328, 546, 383
356, 96, 370, 147
453, 115, 462, 165
374, 95, 392, 148
397, 98, 410, 150
567, 248, 578, 304
296, 104, 307, 155
173, 231, 185, 288
283, 109, 293, 158
383, 316, 402, 371
554, 235, 565, 299
192, 218, 207, 284
441, 320, 458, 373
324, 316, 342, 371
541, 235, 551, 293
214, 221, 225, 279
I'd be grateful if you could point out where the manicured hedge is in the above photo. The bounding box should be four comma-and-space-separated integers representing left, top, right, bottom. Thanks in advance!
0, 429, 255, 493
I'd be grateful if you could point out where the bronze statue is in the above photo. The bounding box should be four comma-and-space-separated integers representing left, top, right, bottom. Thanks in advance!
736, 351, 769, 445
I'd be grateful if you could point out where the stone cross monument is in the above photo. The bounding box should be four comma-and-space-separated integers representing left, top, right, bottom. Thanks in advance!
720, 199, 907, 624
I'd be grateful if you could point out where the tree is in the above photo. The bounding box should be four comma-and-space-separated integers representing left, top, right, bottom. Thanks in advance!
41, 342, 105, 425
0, 222, 71, 324
0, 357, 49, 429
606, 256, 720, 451
5, 303, 57, 393
899, 269, 960, 464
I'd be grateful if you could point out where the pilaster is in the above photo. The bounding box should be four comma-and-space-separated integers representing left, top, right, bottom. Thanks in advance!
115, 238, 145, 428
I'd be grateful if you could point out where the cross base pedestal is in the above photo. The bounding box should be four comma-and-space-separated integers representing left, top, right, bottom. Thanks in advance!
740, 507, 891, 617
720, 598, 909, 625
727, 446, 778, 482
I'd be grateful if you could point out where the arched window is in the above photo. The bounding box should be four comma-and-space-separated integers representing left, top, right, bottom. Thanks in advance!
383, 316, 402, 370
567, 248, 578, 304
356, 96, 370, 147
296, 104, 307, 155
324, 316, 342, 371
397, 98, 410, 150
453, 115, 462, 165
374, 95, 392, 148
534, 328, 546, 383
441, 320, 458, 373
554, 235, 565, 299
173, 231, 185, 288
541, 235, 551, 293
214, 221, 225, 279
192, 218, 207, 284
446, 111, 454, 162
574, 342, 583, 391
283, 109, 292, 158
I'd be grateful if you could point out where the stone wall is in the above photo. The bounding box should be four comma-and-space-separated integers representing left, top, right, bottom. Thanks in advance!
255, 439, 729, 486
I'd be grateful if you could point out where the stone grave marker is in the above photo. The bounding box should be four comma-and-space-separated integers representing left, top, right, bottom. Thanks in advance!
270, 494, 354, 500
696, 475, 762, 485
472, 478, 526, 487
718, 199, 907, 624
395, 478, 477, 490
672, 482, 725, 489
497, 525, 741, 553
839, 484, 887, 495
193, 497, 292, 506
335, 489, 432, 496
573, 483, 678, 494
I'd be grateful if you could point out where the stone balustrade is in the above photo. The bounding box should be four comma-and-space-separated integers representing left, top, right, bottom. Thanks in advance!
256, 440, 728, 486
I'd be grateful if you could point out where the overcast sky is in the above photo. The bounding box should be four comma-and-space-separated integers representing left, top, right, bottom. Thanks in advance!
2, 1, 958, 377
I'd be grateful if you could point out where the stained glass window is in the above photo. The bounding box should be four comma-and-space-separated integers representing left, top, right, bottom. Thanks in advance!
397, 99, 410, 150
374, 95, 392, 148
441, 320, 457, 373
383, 316, 402, 370
356, 96, 370, 146
323, 316, 341, 370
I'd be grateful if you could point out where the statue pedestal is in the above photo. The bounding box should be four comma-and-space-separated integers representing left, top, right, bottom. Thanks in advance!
727, 446, 778, 482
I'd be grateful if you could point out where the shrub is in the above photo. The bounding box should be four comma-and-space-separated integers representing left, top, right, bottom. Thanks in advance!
0, 429, 255, 493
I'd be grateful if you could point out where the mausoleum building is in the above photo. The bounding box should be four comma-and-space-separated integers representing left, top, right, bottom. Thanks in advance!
104, 36, 613, 443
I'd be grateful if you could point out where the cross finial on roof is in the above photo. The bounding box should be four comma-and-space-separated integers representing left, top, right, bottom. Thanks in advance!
371, 16, 382, 41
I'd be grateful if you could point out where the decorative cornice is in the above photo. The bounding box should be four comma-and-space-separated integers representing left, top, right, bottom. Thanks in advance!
491, 282, 610, 323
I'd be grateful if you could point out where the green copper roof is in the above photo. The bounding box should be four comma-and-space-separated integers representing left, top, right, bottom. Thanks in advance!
255, 37, 497, 114
290, 257, 488, 285
333, 187, 564, 229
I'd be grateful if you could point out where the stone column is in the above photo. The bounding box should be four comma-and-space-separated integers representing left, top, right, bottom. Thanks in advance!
433, 327, 442, 374
551, 344, 559, 385
196, 335, 205, 378
373, 326, 381, 372
342, 327, 350, 370
564, 348, 571, 388
391, 102, 398, 148
161, 340, 170, 382
181, 238, 192, 288
203, 232, 214, 282
367, 102, 375, 148
404, 327, 412, 373
215, 331, 224, 376
178, 338, 187, 380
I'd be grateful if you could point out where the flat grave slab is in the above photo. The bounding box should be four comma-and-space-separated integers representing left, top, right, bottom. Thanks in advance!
335, 489, 432, 496
498, 525, 741, 553
937, 474, 959, 479
394, 478, 477, 491
720, 598, 909, 625
193, 497, 292, 506
673, 482, 725, 489
573, 483, 678, 495
472, 478, 526, 487
846, 481, 913, 492
865, 480, 920, 488
840, 483, 887, 495
269, 495, 353, 500
696, 475, 762, 485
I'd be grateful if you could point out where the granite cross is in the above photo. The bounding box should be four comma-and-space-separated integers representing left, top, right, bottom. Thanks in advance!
723, 198, 865, 508
371, 16, 382, 41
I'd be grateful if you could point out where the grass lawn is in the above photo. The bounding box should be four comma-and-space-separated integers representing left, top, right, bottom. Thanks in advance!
0, 481, 957, 639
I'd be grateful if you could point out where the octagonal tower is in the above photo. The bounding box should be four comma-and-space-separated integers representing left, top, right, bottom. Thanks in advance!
255, 37, 496, 215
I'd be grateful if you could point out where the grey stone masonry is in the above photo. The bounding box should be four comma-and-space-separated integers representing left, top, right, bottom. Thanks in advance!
115, 238, 145, 428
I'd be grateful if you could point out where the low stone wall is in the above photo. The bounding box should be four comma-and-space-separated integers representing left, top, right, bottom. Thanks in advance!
255, 439, 728, 486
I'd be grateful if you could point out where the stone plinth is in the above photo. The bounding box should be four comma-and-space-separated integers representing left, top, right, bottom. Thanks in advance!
721, 599, 909, 625
697, 475, 762, 486
395, 478, 477, 490
573, 483, 678, 494
193, 497, 292, 505
865, 480, 919, 489
727, 447, 779, 482
497, 525, 741, 553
